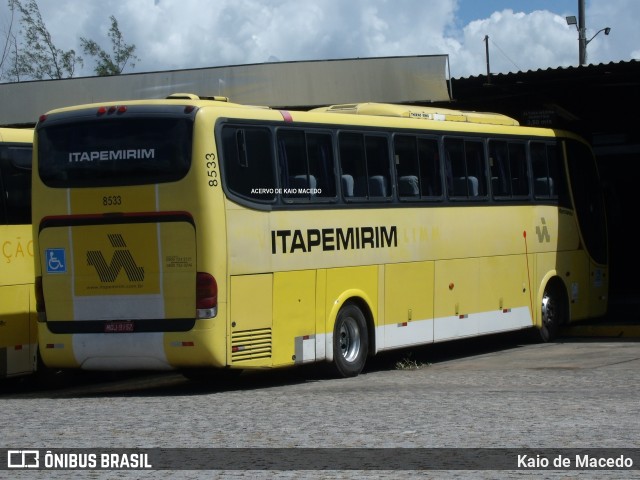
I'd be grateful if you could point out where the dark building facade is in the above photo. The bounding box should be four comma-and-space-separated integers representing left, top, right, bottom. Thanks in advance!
437, 60, 640, 313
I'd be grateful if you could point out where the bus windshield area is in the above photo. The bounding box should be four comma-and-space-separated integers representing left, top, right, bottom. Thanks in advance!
0, 143, 32, 224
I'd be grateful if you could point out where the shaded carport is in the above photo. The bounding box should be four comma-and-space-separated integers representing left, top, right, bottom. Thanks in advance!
436, 60, 640, 316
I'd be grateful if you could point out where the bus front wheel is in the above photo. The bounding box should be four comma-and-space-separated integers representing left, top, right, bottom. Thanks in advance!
537, 283, 565, 342
331, 303, 369, 378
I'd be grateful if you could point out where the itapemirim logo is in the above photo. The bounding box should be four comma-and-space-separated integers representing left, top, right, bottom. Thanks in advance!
87, 234, 145, 282
536, 217, 551, 243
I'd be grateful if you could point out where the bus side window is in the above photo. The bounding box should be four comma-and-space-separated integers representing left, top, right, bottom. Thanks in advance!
339, 132, 366, 199
393, 134, 420, 198
394, 134, 442, 199
531, 141, 558, 201
445, 138, 486, 199
547, 142, 567, 205
364, 135, 391, 198
509, 143, 529, 196
307, 132, 336, 199
489, 140, 509, 196
444, 138, 464, 196
418, 137, 442, 197
464, 140, 486, 197
489, 140, 528, 198
340, 133, 390, 200
278, 129, 307, 199
278, 129, 336, 201
222, 126, 276, 203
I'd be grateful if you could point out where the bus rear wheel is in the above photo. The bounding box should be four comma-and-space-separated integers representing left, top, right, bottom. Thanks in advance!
331, 303, 368, 378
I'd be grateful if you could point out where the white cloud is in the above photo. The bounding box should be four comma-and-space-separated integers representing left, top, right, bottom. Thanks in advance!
587, 0, 639, 64
1, 0, 638, 82
452, 9, 578, 77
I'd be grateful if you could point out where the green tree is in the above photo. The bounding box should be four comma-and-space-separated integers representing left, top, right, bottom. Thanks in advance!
81, 16, 139, 76
0, 2, 19, 79
7, 0, 82, 80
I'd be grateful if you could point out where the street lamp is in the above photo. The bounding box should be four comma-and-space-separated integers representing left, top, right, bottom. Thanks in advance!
587, 27, 612, 43
566, 12, 611, 66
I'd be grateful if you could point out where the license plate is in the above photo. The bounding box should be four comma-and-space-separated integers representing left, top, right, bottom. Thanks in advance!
104, 321, 134, 333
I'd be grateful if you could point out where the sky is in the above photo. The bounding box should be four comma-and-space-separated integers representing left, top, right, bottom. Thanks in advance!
1, 0, 638, 80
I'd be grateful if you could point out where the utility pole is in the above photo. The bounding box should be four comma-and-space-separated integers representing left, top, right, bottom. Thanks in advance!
484, 35, 491, 84
566, 0, 610, 66
578, 0, 587, 66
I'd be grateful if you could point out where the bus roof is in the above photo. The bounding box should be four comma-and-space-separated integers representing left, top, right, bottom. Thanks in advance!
42, 95, 518, 127
39, 93, 267, 116
0, 127, 33, 143
39, 94, 593, 140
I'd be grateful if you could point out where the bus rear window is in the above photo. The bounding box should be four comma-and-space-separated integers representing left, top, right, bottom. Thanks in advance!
37, 117, 193, 187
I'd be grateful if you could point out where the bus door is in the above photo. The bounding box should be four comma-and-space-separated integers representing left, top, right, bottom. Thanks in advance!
564, 139, 609, 317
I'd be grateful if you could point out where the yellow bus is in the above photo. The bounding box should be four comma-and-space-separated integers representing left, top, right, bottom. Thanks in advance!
32, 96, 608, 378
0, 127, 37, 379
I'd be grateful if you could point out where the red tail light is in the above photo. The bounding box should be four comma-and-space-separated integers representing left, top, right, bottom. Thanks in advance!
196, 272, 217, 318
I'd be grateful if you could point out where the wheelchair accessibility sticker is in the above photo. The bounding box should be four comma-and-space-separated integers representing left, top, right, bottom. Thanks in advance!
45, 248, 67, 274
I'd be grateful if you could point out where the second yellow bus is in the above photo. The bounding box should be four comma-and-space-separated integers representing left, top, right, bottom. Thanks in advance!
1, 127, 36, 379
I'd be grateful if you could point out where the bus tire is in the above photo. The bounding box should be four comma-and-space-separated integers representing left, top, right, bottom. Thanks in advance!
537, 283, 565, 342
331, 302, 369, 378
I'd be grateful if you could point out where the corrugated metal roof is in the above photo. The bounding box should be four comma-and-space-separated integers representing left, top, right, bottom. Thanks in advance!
438, 58, 640, 138
453, 58, 640, 82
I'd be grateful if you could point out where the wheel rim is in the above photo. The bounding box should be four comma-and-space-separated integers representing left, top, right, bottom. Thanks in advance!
339, 315, 361, 363
541, 290, 557, 330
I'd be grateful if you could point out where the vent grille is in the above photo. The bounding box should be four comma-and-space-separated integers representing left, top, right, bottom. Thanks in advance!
231, 328, 272, 362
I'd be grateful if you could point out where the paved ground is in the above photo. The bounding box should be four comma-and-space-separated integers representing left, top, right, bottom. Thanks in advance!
1, 327, 639, 479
